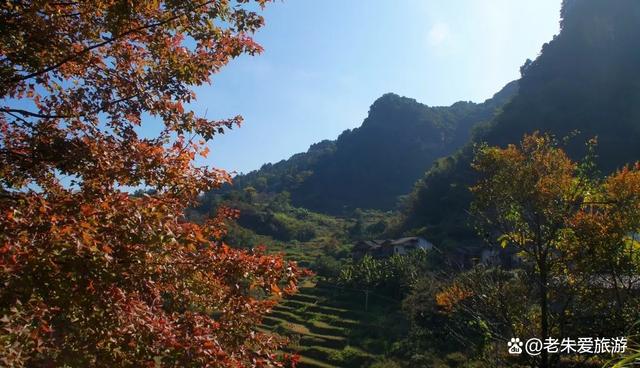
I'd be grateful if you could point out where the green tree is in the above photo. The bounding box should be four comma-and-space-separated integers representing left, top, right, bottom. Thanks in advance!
243, 186, 257, 203
470, 133, 640, 367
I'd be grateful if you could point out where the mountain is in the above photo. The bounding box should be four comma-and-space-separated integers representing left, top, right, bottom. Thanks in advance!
399, 0, 640, 246
230, 82, 518, 214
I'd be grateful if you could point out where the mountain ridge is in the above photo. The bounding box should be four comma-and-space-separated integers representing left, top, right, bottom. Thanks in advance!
228, 81, 518, 214
399, 0, 640, 246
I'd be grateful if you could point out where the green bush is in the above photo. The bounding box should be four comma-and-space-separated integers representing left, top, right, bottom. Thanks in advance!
329, 346, 373, 367
368, 359, 402, 368
361, 337, 387, 352
313, 255, 342, 279
444, 352, 468, 367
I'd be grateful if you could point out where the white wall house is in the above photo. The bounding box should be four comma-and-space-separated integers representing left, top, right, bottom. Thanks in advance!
352, 237, 435, 259
480, 248, 500, 266
391, 237, 434, 255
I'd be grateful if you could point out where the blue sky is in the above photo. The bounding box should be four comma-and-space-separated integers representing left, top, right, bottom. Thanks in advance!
190, 0, 562, 174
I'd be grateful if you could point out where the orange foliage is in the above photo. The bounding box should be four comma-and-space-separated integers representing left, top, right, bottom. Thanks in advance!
0, 1, 302, 367
435, 283, 473, 313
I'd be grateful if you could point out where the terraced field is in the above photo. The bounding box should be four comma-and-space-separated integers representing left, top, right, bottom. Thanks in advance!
260, 278, 405, 368
249, 224, 405, 367
276, 242, 324, 269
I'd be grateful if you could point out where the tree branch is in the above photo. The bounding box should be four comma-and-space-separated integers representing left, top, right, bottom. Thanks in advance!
7, 0, 217, 85
2, 91, 143, 121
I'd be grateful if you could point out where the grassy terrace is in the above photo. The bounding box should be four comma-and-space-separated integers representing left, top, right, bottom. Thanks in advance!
232, 208, 403, 367
260, 278, 405, 368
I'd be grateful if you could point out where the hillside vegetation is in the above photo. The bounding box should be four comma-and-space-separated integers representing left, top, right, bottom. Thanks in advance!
399, 0, 640, 248
227, 82, 517, 214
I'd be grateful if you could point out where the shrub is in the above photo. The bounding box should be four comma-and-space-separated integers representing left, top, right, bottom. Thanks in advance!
329, 346, 374, 367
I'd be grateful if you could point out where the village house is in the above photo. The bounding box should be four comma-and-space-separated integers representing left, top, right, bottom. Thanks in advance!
390, 237, 434, 255
477, 245, 523, 268
480, 248, 500, 266
439, 243, 523, 269
351, 240, 386, 260
352, 237, 434, 260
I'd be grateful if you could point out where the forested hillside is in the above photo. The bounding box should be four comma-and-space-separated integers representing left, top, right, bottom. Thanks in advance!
229, 82, 517, 213
399, 0, 640, 246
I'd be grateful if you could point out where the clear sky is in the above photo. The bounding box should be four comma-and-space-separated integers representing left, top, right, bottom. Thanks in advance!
191, 0, 562, 174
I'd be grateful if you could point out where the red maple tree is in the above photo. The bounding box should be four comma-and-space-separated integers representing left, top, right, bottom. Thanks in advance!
0, 1, 302, 366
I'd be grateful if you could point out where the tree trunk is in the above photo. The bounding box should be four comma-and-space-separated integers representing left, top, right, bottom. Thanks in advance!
540, 259, 549, 368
